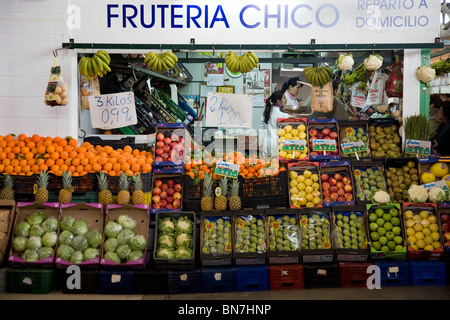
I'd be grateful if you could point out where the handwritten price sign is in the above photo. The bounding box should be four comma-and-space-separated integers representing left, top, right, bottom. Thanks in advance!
88, 92, 137, 130
205, 92, 253, 128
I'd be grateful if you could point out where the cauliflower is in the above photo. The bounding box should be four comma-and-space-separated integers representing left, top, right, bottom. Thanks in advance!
336, 53, 354, 71
176, 232, 192, 248
364, 54, 383, 71
428, 187, 446, 203
174, 216, 193, 233
416, 66, 435, 83
158, 217, 174, 234
373, 190, 391, 204
407, 184, 428, 203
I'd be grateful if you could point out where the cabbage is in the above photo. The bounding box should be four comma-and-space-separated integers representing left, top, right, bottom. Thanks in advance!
83, 248, 99, 261
176, 233, 192, 248
69, 251, 84, 264
130, 235, 147, 251
71, 219, 89, 236
57, 244, 75, 261
29, 224, 45, 237
104, 251, 121, 264
158, 217, 175, 234
22, 249, 38, 262
38, 247, 54, 259
156, 247, 175, 259
26, 236, 42, 251
127, 250, 143, 262
117, 229, 134, 245
41, 231, 57, 248
85, 230, 102, 249
15, 221, 31, 237
12, 236, 27, 252
60, 216, 75, 231
105, 221, 122, 238
26, 211, 46, 225
175, 247, 192, 259
116, 244, 131, 261
175, 216, 193, 233
71, 235, 88, 252
42, 217, 58, 232
104, 238, 119, 252
58, 230, 74, 246
118, 214, 137, 230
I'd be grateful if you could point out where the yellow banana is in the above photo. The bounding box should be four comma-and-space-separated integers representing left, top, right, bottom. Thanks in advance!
164, 51, 178, 63
93, 55, 104, 73
78, 57, 88, 77
97, 50, 111, 64
95, 51, 109, 66
227, 56, 238, 72
144, 51, 157, 64
245, 52, 258, 68
162, 55, 175, 69
86, 58, 94, 79
147, 55, 159, 70
91, 56, 100, 75
249, 51, 259, 65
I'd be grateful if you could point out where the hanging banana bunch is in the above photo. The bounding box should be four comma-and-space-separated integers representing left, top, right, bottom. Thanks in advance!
224, 51, 259, 73
303, 66, 334, 86
78, 50, 111, 80
144, 51, 178, 74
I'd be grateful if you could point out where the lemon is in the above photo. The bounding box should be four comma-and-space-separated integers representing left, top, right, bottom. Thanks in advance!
410, 244, 419, 250
422, 228, 432, 236
297, 124, 306, 132
292, 201, 300, 208
311, 174, 319, 182
286, 153, 294, 159
279, 151, 287, 158
412, 214, 422, 221
429, 223, 439, 232
290, 179, 298, 187
312, 190, 321, 198
427, 215, 437, 224
407, 235, 417, 244
420, 219, 430, 228
431, 231, 440, 241
404, 210, 414, 219
284, 133, 293, 140
278, 129, 286, 137
306, 201, 315, 208
429, 162, 448, 178
290, 129, 299, 137
299, 132, 307, 139
432, 241, 442, 249
419, 210, 430, 219
297, 183, 306, 191
305, 179, 313, 186
312, 182, 320, 190
424, 236, 434, 245
406, 227, 415, 237
313, 197, 322, 205
300, 153, 308, 160
306, 193, 314, 202
413, 223, 423, 232
405, 219, 415, 228
299, 198, 307, 206
415, 239, 425, 249
297, 175, 306, 183
298, 190, 307, 198
415, 232, 424, 240
442, 174, 450, 188
284, 125, 293, 132
303, 170, 312, 178
420, 171, 436, 184
424, 245, 435, 251
290, 170, 298, 179
305, 186, 314, 194
290, 187, 299, 195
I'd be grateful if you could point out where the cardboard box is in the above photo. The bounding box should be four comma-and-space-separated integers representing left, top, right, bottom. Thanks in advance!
56, 202, 104, 268
101, 204, 150, 269
8, 202, 59, 267
0, 200, 15, 267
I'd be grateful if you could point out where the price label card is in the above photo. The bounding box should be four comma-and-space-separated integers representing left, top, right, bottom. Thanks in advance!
312, 139, 336, 152
88, 92, 137, 130
341, 141, 367, 154
405, 139, 431, 156
214, 160, 240, 178
282, 139, 306, 151
422, 180, 449, 191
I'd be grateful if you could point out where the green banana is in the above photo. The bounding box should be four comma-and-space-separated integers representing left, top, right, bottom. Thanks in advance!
91, 55, 100, 75
97, 50, 111, 64
78, 57, 88, 77
96, 51, 110, 66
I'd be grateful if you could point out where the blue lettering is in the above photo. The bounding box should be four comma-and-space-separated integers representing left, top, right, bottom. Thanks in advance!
102, 109, 109, 124
380, 0, 389, 9
393, 16, 402, 27
123, 4, 138, 28
265, 5, 281, 28
107, 4, 119, 28
403, 0, 414, 9
291, 5, 312, 28
240, 5, 261, 29
418, 15, 428, 26
157, 4, 169, 28
357, 0, 365, 10
315, 4, 339, 28
419, 0, 428, 8
356, 17, 365, 28
106, 96, 114, 107
187, 5, 202, 28
171, 5, 183, 28
209, 5, 229, 28
140, 4, 155, 28
96, 96, 103, 107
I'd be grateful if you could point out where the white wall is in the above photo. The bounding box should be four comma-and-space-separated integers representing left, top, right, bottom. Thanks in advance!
0, 0, 73, 138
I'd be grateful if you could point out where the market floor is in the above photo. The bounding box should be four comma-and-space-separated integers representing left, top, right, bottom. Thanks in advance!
1, 285, 450, 300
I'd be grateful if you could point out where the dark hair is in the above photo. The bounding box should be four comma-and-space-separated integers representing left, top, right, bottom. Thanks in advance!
441, 100, 450, 120
263, 90, 284, 124
332, 79, 339, 91
430, 94, 443, 108
281, 77, 301, 93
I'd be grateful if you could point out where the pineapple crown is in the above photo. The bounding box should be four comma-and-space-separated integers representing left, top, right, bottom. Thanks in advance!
61, 170, 72, 189
97, 171, 109, 192
132, 174, 143, 191
202, 172, 213, 197
230, 178, 240, 196
218, 176, 228, 195
118, 172, 130, 191
3, 175, 13, 189
37, 170, 49, 189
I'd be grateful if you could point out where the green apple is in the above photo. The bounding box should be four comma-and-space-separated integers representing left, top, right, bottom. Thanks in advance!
377, 227, 386, 236
394, 245, 403, 251
382, 213, 392, 222
387, 240, 396, 251
369, 222, 378, 232
336, 213, 343, 220
383, 222, 393, 231
389, 208, 399, 217
370, 232, 380, 241
369, 213, 377, 222
380, 245, 390, 252
376, 218, 385, 227
372, 241, 381, 251
385, 231, 395, 241
392, 226, 402, 236
375, 208, 384, 217
393, 236, 403, 245
391, 217, 401, 226
379, 236, 388, 245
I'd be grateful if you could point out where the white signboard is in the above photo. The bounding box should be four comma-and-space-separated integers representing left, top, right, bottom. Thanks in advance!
88, 92, 138, 129
205, 92, 253, 128
68, 0, 440, 45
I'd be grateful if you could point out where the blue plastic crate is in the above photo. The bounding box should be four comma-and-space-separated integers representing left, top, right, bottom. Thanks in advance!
167, 269, 202, 294
409, 261, 447, 286
235, 265, 270, 292
201, 267, 235, 293
98, 270, 133, 294
374, 261, 411, 287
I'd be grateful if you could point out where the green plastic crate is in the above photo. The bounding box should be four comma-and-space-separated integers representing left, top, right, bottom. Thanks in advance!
6, 268, 54, 294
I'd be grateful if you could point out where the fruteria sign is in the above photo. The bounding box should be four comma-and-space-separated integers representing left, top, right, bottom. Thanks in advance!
68, 0, 440, 45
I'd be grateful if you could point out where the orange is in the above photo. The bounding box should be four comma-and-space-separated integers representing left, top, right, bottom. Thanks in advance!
51, 152, 60, 160
60, 151, 69, 160
31, 165, 39, 174
83, 164, 92, 172
37, 145, 46, 155
58, 139, 68, 147
52, 136, 62, 144
50, 164, 60, 173
80, 157, 89, 166
123, 145, 132, 154
31, 134, 41, 143
14, 166, 22, 174
131, 163, 141, 173
125, 169, 134, 176
4, 165, 13, 174
76, 165, 84, 173
46, 145, 55, 154
104, 146, 113, 154
121, 162, 131, 172
0, 164, 4, 173
92, 163, 102, 172
113, 162, 121, 173
71, 158, 80, 166
103, 162, 113, 172
68, 138, 78, 147
55, 158, 64, 166
18, 133, 27, 141
142, 163, 151, 172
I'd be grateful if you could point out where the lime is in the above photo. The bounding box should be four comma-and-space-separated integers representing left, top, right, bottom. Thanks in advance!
369, 223, 378, 232
383, 222, 393, 231
385, 231, 395, 241
377, 227, 386, 236
387, 241, 396, 251
380, 245, 390, 252
389, 208, 399, 217
394, 245, 404, 251
383, 213, 392, 222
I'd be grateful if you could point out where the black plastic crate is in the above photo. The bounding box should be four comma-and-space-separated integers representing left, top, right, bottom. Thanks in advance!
108, 172, 153, 193
167, 269, 202, 294
84, 136, 136, 149
62, 269, 99, 294
48, 173, 97, 194
98, 270, 133, 294
133, 269, 169, 294
182, 175, 218, 211
6, 268, 55, 294
201, 266, 235, 293
303, 263, 340, 289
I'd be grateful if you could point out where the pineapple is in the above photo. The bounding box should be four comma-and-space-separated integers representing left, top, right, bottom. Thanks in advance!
97, 171, 113, 205
0, 175, 14, 200
59, 170, 73, 204
117, 172, 130, 205
228, 178, 241, 210
35, 170, 49, 203
131, 174, 145, 205
214, 176, 228, 211
201, 172, 214, 211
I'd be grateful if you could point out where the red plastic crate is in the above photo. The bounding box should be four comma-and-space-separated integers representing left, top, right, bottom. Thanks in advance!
339, 262, 373, 287
269, 264, 304, 290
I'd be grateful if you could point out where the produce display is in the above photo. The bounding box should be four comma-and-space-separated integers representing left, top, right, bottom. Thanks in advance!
320, 169, 354, 205
440, 210, 450, 249
11, 211, 58, 263
267, 214, 299, 252
420, 161, 450, 186
234, 214, 267, 254
368, 121, 402, 159
154, 130, 185, 163
155, 215, 194, 260
277, 121, 309, 161
57, 216, 102, 264
201, 215, 232, 255
339, 125, 370, 158
308, 123, 340, 158
368, 205, 405, 253
352, 165, 387, 202
288, 165, 322, 208
385, 159, 419, 203
102, 214, 147, 264
333, 210, 367, 250
403, 207, 442, 252
299, 212, 331, 250
151, 176, 182, 210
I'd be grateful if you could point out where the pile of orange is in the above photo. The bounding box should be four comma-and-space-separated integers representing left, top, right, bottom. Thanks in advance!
0, 133, 153, 177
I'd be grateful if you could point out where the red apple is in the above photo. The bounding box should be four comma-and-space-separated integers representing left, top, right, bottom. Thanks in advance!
152, 187, 161, 195
322, 128, 331, 136
166, 196, 174, 204
162, 153, 170, 160
155, 156, 163, 162
443, 232, 450, 241
167, 179, 175, 187
344, 184, 353, 193
174, 184, 182, 192
442, 222, 449, 232
324, 196, 331, 202
329, 186, 338, 193
344, 193, 353, 201
334, 173, 343, 181
316, 132, 324, 139
170, 141, 178, 149
156, 140, 165, 148
173, 199, 181, 208
337, 188, 345, 197
322, 182, 330, 190
310, 151, 319, 156
156, 133, 165, 141
441, 214, 450, 223
336, 181, 344, 190
330, 192, 339, 201
166, 204, 174, 209
173, 192, 182, 200
160, 191, 168, 199
162, 144, 171, 153
155, 148, 164, 156
342, 176, 351, 185
167, 188, 175, 196
164, 137, 171, 145
328, 178, 337, 186
170, 133, 179, 141
321, 174, 329, 182
309, 128, 318, 136
445, 240, 450, 247
161, 183, 168, 191
322, 189, 331, 198
338, 196, 346, 202
152, 195, 161, 203
159, 199, 168, 207
329, 132, 338, 139
152, 203, 160, 209
154, 179, 162, 187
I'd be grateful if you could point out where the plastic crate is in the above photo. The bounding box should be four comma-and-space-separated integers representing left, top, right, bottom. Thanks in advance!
234, 265, 270, 292
269, 264, 304, 290
98, 270, 134, 294
409, 260, 447, 286
374, 261, 411, 287
182, 175, 219, 212
84, 136, 136, 149
48, 173, 97, 194
201, 266, 235, 293
303, 263, 340, 289
0, 268, 7, 294
338, 262, 373, 287
239, 171, 289, 209
167, 269, 202, 294
48, 191, 98, 203
6, 268, 55, 294
133, 269, 169, 294
108, 172, 153, 193
62, 269, 99, 294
